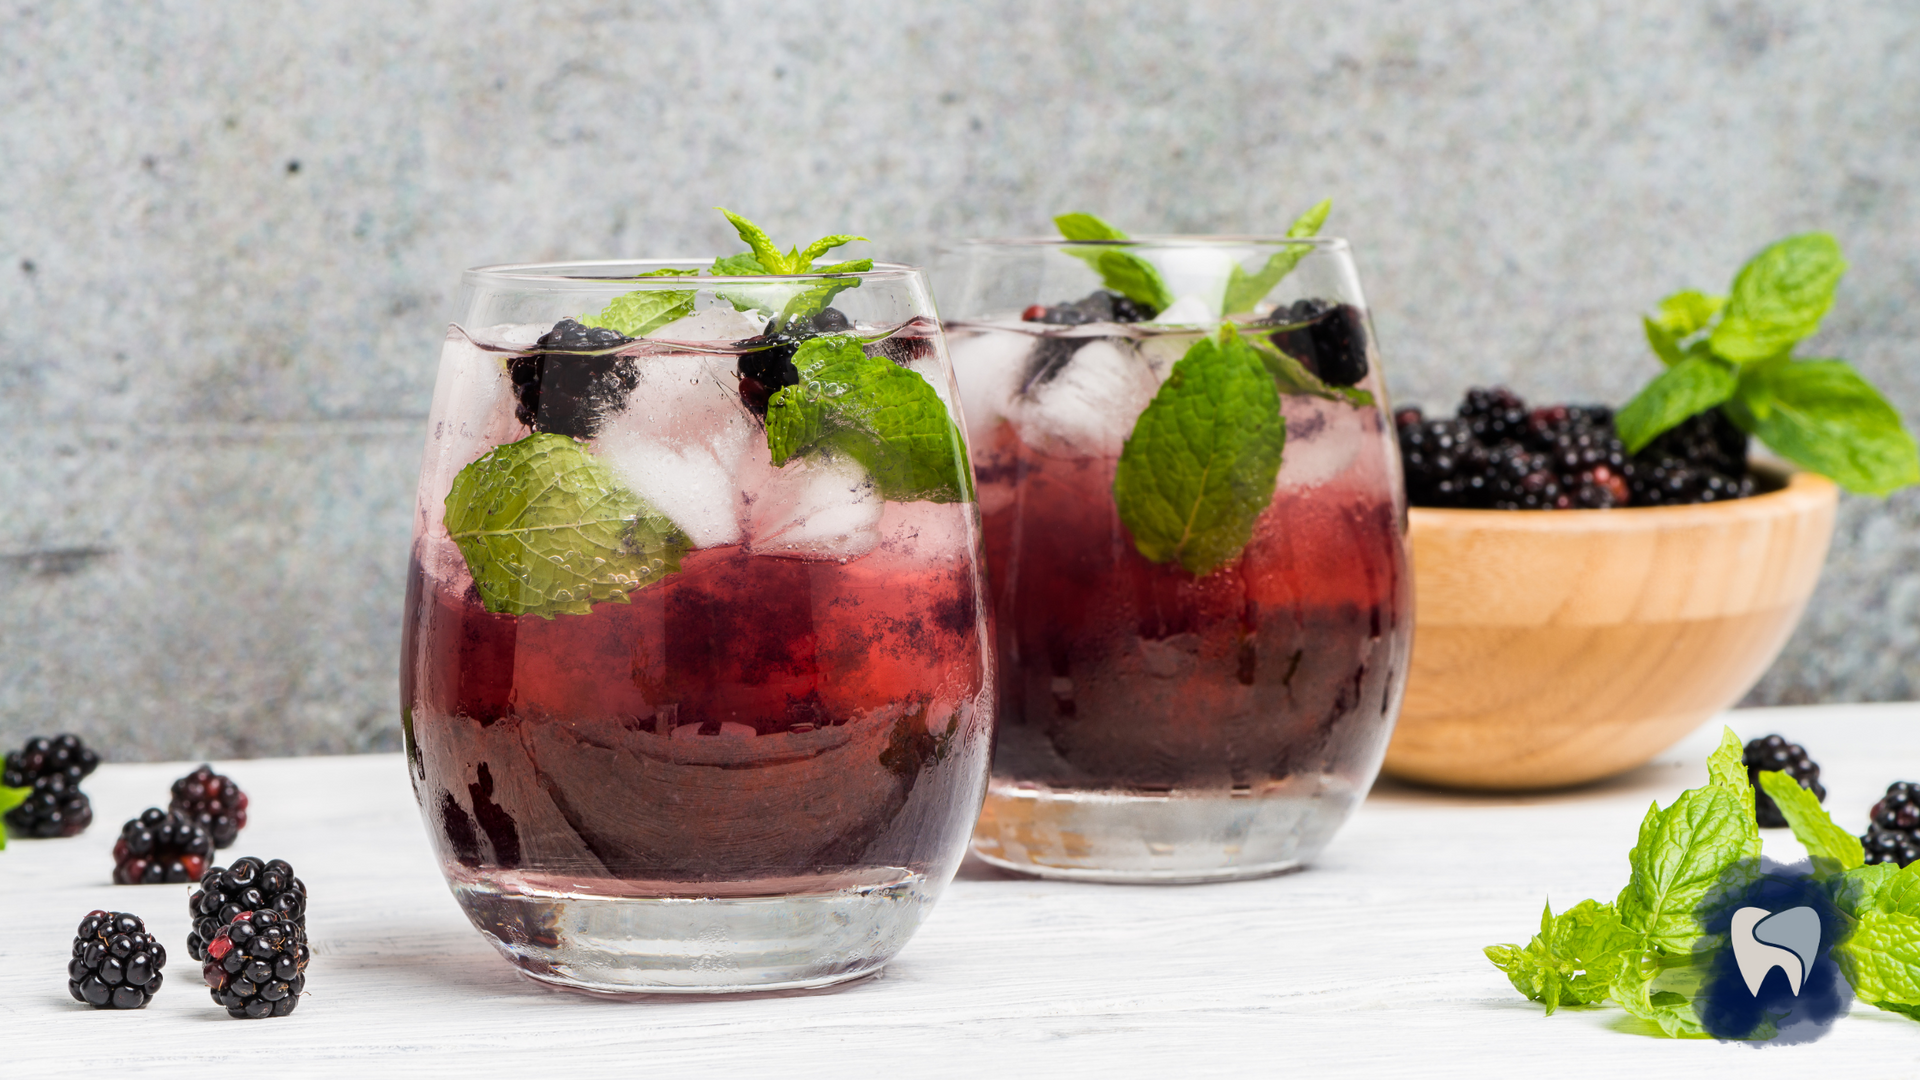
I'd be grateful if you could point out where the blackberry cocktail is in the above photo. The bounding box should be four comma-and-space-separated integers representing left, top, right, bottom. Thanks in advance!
402, 215, 991, 992
941, 212, 1411, 881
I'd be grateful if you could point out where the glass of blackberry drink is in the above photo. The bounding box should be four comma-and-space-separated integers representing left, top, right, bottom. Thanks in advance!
402, 214, 991, 993
937, 220, 1411, 881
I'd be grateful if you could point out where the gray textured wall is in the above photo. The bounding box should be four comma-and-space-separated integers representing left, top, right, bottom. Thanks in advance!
4, 0, 1916, 760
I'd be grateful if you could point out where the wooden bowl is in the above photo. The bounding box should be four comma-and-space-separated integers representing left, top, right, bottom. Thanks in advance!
1382, 471, 1838, 790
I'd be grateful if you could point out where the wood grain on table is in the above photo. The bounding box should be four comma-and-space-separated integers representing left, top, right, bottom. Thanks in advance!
4, 703, 1918, 1078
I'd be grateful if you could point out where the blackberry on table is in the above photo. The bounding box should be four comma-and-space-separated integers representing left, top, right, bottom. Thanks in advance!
170, 764, 249, 849
506, 318, 638, 438
68, 910, 166, 1009
3, 733, 99, 838
203, 910, 310, 1019
1742, 734, 1826, 829
111, 807, 212, 885
1864, 781, 1920, 867
1266, 298, 1371, 387
188, 856, 308, 961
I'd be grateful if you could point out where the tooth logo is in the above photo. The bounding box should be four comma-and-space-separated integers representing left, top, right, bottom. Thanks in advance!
1730, 906, 1821, 997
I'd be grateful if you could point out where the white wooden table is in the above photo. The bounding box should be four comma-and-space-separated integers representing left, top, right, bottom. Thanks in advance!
6, 703, 1920, 1077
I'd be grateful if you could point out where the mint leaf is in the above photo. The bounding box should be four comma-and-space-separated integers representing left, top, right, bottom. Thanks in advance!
1615, 356, 1739, 452
1757, 768, 1864, 875
1612, 960, 1713, 1038
1112, 327, 1285, 575
766, 336, 971, 502
581, 269, 699, 337
1710, 233, 1847, 363
713, 252, 769, 276
1703, 727, 1756, 824
1486, 899, 1638, 1013
0, 783, 26, 850
1053, 212, 1173, 313
1222, 198, 1332, 314
1741, 359, 1920, 495
1652, 290, 1727, 338
1249, 338, 1375, 408
445, 433, 687, 618
1615, 785, 1758, 955
717, 207, 794, 274
1833, 862, 1900, 916
1834, 909, 1920, 1019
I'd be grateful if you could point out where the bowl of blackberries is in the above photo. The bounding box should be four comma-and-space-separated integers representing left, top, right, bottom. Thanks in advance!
1381, 234, 1919, 790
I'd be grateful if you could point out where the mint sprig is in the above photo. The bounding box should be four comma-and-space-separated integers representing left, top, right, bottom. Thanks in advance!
1112, 326, 1286, 575
0, 784, 28, 850
765, 336, 972, 503
1054, 212, 1174, 314
1221, 199, 1331, 314
581, 268, 700, 337
711, 208, 872, 320
445, 433, 688, 618
1616, 233, 1919, 495
1490, 729, 1920, 1035
1485, 729, 1761, 1037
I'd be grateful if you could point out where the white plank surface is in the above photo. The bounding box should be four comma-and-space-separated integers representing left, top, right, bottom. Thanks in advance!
5, 703, 1920, 1078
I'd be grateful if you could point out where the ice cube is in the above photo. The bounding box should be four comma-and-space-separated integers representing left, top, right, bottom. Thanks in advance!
745, 453, 885, 560
419, 331, 524, 532
650, 307, 766, 342
596, 351, 757, 548
947, 329, 1036, 438
1275, 395, 1363, 488
1005, 338, 1161, 458
1151, 294, 1218, 326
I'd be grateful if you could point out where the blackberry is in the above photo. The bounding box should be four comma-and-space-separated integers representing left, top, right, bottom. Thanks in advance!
169, 764, 249, 849
1628, 409, 1755, 506
506, 318, 638, 438
1022, 290, 1156, 326
1742, 734, 1826, 829
203, 910, 310, 1018
1394, 412, 1479, 508
735, 307, 859, 414
188, 856, 309, 961
3, 733, 99, 838
1864, 782, 1920, 867
68, 910, 166, 1009
1523, 404, 1633, 508
111, 807, 212, 885
1267, 298, 1370, 386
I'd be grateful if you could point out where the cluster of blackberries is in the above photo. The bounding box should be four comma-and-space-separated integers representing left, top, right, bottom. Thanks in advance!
3, 733, 99, 838
1266, 298, 1371, 388
170, 764, 249, 849
68, 911, 166, 1009
111, 807, 213, 885
1628, 408, 1757, 506
1743, 735, 1826, 828
1864, 782, 1920, 867
1020, 289, 1157, 326
1396, 387, 1754, 510
507, 318, 640, 438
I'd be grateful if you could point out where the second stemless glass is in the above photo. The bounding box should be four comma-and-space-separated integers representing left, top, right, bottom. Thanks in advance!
401, 261, 992, 993
938, 236, 1411, 882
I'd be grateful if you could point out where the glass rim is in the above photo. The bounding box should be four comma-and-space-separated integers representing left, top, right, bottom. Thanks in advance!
462, 259, 925, 288
948, 235, 1351, 252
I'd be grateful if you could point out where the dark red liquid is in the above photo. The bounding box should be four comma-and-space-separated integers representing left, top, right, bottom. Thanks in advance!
977, 422, 1411, 791
400, 522, 992, 887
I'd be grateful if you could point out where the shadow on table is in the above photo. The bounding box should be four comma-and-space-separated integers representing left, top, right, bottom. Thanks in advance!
1364, 754, 1696, 808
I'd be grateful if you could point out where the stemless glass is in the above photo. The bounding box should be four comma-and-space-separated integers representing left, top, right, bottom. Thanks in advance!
937, 236, 1411, 882
400, 261, 992, 993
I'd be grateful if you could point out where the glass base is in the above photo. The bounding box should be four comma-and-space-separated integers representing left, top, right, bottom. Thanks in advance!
449, 867, 931, 994
969, 774, 1360, 884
